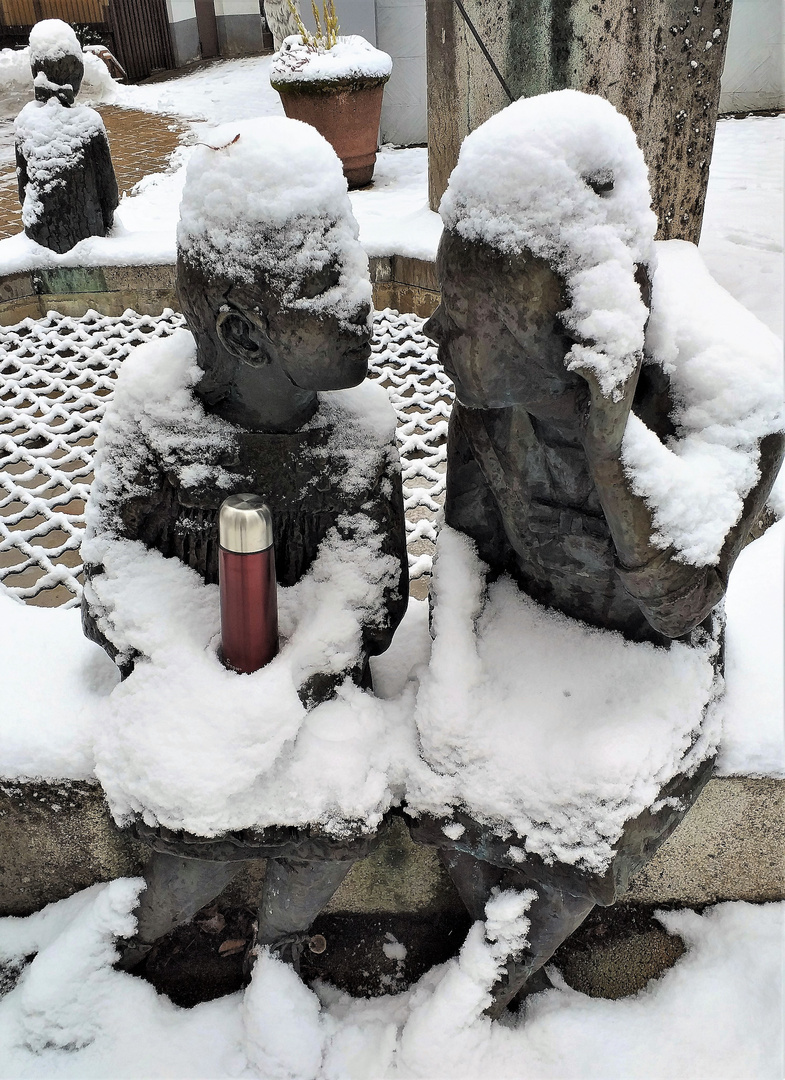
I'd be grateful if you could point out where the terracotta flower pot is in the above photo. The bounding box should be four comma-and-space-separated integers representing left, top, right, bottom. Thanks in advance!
274, 77, 388, 189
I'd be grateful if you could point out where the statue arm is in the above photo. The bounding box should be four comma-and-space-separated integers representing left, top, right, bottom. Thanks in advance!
93, 130, 119, 230
579, 364, 785, 638
15, 144, 28, 207
361, 448, 410, 658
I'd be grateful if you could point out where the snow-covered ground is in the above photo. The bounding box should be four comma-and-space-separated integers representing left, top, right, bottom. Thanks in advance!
0, 881, 781, 1079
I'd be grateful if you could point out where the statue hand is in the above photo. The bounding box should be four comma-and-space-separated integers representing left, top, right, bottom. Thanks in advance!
574, 355, 642, 463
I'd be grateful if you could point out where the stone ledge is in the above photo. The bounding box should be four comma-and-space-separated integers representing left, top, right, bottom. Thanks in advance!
1, 777, 782, 919
0, 257, 441, 326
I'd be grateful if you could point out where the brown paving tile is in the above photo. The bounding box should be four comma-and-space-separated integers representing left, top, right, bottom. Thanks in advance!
0, 106, 187, 241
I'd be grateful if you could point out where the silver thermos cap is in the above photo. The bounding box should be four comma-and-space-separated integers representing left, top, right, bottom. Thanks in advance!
219, 494, 274, 554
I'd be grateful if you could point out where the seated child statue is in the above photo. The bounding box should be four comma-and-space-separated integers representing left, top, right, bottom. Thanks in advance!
15, 19, 118, 254
81, 117, 408, 970
411, 91, 784, 1015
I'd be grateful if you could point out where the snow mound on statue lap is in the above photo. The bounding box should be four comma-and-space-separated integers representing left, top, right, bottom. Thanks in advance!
440, 89, 656, 399
177, 116, 371, 325
623, 240, 785, 566
28, 19, 81, 63
408, 527, 721, 872
271, 34, 392, 86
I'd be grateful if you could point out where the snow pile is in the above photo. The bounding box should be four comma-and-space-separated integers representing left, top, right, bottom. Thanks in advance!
82, 330, 408, 836
0, 884, 781, 1079
624, 240, 785, 565
0, 45, 117, 118
700, 115, 784, 338
271, 35, 392, 87
177, 116, 371, 325
14, 98, 106, 228
440, 89, 656, 399
0, 590, 118, 779
716, 518, 785, 776
28, 19, 81, 64
408, 526, 722, 872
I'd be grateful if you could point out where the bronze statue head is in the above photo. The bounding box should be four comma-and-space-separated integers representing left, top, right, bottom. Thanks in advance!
176, 118, 373, 433
29, 21, 84, 106
425, 230, 586, 425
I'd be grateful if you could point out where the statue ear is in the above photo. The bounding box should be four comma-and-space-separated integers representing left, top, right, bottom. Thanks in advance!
215, 307, 272, 367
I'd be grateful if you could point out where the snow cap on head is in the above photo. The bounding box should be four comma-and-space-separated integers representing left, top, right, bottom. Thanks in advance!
440, 89, 657, 399
29, 19, 82, 63
177, 116, 370, 320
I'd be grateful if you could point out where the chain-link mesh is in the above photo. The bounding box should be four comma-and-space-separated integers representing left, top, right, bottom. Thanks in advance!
0, 309, 185, 607
0, 306, 452, 608
369, 310, 454, 595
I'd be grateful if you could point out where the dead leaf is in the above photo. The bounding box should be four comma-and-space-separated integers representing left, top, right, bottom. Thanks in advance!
218, 938, 247, 957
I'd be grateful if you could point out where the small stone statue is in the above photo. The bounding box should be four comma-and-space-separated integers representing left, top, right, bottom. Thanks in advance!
15, 19, 118, 254
82, 117, 408, 971
414, 91, 785, 1015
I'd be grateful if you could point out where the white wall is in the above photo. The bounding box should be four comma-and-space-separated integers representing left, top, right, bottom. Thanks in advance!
165, 0, 196, 22
299, 0, 377, 44
376, 0, 426, 145
719, 0, 784, 112
213, 1, 261, 14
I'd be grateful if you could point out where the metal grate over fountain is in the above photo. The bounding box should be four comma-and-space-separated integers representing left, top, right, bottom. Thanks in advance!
0, 307, 452, 608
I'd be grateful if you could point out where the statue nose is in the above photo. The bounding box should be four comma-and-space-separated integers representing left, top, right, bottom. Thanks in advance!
423, 305, 444, 343
349, 302, 371, 327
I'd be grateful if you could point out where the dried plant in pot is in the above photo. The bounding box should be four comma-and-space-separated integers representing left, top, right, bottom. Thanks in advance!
270, 1, 392, 188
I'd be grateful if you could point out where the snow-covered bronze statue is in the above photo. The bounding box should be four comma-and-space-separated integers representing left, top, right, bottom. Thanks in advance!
14, 20, 118, 254
410, 91, 784, 1016
81, 117, 408, 971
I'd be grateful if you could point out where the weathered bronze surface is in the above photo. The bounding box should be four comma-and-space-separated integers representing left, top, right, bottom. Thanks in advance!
83, 177, 408, 972
419, 226, 784, 1015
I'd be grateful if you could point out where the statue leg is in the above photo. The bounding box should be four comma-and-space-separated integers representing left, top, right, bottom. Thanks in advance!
255, 855, 357, 970
440, 849, 595, 1018
116, 851, 245, 971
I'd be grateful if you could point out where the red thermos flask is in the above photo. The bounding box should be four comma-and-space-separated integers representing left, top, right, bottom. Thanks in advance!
219, 494, 279, 674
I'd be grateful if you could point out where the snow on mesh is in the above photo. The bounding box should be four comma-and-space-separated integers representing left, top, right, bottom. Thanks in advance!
28, 19, 81, 64
623, 240, 785, 566
369, 310, 452, 585
176, 117, 371, 326
271, 34, 392, 85
407, 526, 722, 872
0, 308, 184, 608
440, 89, 656, 399
14, 99, 106, 228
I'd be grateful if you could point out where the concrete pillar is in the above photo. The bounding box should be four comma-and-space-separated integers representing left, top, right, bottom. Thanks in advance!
213, 0, 265, 57
165, 0, 201, 67
427, 0, 733, 245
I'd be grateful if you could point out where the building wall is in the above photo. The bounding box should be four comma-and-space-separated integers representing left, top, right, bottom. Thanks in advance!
376, 0, 427, 146
165, 0, 201, 67
298, 0, 377, 44
719, 0, 784, 113
214, 0, 265, 57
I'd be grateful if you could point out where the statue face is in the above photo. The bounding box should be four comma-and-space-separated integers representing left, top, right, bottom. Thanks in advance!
177, 244, 372, 431
32, 55, 84, 105
216, 258, 372, 392
425, 231, 583, 423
